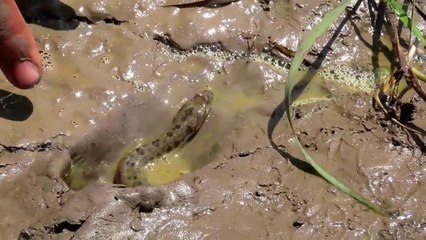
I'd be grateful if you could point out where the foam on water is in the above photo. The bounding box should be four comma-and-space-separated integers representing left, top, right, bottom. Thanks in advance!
156, 37, 388, 95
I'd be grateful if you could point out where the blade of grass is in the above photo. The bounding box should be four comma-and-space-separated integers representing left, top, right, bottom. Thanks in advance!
384, 0, 426, 44
285, 0, 388, 215
412, 66, 426, 82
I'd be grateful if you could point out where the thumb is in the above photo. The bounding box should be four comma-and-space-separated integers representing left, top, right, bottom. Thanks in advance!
0, 0, 42, 89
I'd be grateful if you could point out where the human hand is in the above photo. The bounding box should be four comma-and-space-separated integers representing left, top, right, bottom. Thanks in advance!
0, 0, 42, 89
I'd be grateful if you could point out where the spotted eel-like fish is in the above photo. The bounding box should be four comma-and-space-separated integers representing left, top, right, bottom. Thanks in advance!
114, 90, 213, 187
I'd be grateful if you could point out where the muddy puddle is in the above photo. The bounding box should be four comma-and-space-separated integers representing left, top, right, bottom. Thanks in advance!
0, 0, 425, 239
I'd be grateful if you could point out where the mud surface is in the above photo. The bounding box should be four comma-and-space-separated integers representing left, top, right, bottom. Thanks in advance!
0, 0, 425, 239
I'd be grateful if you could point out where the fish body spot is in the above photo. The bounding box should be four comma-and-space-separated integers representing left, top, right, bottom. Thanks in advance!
152, 139, 160, 147
136, 148, 146, 155
166, 145, 172, 152
186, 126, 193, 134
185, 108, 194, 116
173, 140, 181, 148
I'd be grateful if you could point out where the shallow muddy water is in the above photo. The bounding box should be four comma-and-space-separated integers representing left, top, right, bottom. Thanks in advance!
0, 0, 425, 239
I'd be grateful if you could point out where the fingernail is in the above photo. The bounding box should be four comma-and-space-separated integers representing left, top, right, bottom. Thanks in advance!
13, 61, 41, 89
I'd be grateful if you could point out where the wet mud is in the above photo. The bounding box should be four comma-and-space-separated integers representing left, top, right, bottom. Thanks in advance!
0, 0, 425, 239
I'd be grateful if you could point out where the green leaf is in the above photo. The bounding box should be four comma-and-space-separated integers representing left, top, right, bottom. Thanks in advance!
385, 0, 426, 44
285, 0, 388, 215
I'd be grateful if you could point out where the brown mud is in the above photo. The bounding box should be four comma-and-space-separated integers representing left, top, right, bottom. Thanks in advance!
0, 0, 425, 239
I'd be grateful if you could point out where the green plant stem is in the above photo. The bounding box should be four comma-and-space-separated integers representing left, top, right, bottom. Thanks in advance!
285, 0, 389, 216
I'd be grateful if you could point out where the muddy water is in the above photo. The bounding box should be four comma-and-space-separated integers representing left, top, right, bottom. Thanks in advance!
0, 0, 424, 239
